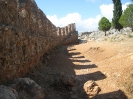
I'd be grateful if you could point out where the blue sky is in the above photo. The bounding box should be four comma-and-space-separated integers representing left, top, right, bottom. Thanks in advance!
35, 0, 131, 33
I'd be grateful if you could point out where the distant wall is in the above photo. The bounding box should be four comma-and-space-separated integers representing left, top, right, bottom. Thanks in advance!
57, 23, 78, 45
80, 32, 92, 36
0, 0, 78, 82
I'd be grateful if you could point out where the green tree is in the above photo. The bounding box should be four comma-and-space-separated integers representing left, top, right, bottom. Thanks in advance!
119, 4, 133, 31
98, 17, 111, 36
112, 0, 123, 31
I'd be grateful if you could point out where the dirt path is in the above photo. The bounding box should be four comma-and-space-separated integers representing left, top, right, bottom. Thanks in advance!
27, 38, 133, 99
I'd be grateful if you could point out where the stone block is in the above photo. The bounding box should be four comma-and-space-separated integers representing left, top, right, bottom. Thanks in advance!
83, 80, 101, 98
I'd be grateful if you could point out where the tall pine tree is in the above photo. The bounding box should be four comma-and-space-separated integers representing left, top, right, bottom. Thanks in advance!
112, 0, 123, 31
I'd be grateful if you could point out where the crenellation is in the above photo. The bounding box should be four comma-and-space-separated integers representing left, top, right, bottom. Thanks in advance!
74, 23, 76, 31
72, 23, 76, 31
57, 27, 62, 41
61, 27, 64, 36
68, 24, 71, 33
64, 26, 68, 36
63, 27, 66, 37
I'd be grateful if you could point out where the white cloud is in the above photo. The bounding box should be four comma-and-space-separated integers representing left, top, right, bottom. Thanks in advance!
47, 2, 130, 33
122, 2, 130, 11
100, 4, 113, 21
47, 13, 81, 27
47, 13, 101, 32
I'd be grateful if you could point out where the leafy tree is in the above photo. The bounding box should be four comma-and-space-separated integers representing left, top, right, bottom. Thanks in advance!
112, 0, 123, 31
98, 17, 111, 36
119, 4, 133, 31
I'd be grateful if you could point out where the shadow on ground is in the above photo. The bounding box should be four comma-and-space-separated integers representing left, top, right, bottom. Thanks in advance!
92, 90, 127, 99
26, 45, 127, 99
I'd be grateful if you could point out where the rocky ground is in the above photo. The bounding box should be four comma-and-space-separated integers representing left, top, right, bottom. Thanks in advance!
25, 32, 133, 99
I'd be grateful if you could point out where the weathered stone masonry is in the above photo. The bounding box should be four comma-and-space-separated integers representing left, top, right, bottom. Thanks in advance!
0, 0, 78, 82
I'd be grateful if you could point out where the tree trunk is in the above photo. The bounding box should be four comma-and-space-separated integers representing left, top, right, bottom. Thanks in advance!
105, 31, 106, 36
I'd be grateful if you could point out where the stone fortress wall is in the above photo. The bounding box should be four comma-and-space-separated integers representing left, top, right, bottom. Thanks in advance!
0, 0, 78, 82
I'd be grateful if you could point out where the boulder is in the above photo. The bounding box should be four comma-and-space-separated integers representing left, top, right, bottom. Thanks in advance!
11, 78, 45, 99
0, 85, 19, 99
59, 72, 75, 87
51, 72, 75, 91
83, 80, 101, 98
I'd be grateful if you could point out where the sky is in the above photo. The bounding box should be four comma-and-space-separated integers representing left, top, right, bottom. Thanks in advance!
35, 0, 131, 33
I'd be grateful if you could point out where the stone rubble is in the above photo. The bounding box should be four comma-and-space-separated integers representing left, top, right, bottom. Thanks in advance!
11, 78, 45, 99
79, 27, 133, 43
0, 78, 45, 99
50, 72, 101, 99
